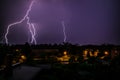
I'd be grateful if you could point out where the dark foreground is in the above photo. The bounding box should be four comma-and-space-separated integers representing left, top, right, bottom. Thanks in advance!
31, 63, 120, 80
0, 63, 120, 80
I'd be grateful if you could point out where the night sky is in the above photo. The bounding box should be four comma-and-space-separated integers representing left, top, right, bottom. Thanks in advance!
0, 0, 120, 45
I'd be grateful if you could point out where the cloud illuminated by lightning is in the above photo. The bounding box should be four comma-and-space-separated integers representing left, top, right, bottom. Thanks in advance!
5, 0, 37, 44
61, 21, 67, 42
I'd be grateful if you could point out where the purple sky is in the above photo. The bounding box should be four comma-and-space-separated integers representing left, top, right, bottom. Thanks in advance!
0, 0, 120, 45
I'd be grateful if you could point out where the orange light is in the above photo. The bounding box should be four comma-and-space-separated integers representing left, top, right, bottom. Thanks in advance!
100, 56, 105, 59
104, 51, 109, 55
21, 55, 26, 60
83, 50, 88, 56
83, 50, 88, 60
63, 51, 67, 55
89, 51, 93, 56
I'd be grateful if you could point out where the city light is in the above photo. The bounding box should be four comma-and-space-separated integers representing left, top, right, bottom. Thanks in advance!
104, 51, 109, 55
21, 55, 26, 60
83, 49, 88, 60
63, 51, 67, 55
94, 50, 99, 57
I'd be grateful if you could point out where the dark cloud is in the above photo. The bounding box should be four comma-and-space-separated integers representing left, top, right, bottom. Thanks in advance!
0, 0, 120, 44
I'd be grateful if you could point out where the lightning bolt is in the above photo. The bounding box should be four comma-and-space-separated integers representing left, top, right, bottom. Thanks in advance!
5, 0, 37, 44
31, 23, 37, 44
61, 21, 67, 42
26, 17, 37, 45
